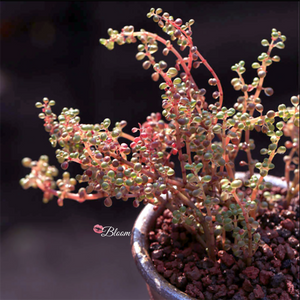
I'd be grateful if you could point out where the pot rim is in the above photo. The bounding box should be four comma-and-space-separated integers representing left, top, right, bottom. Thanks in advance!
131, 172, 288, 300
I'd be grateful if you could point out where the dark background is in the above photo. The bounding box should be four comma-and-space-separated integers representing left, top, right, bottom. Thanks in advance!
1, 2, 298, 299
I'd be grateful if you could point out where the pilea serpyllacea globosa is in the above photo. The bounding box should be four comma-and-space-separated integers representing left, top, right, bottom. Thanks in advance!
20, 8, 299, 265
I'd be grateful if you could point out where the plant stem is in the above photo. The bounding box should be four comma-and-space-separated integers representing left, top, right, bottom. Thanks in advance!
120, 132, 135, 142
286, 169, 299, 205
252, 41, 274, 101
35, 178, 107, 202
245, 130, 255, 176
164, 201, 207, 249
168, 185, 197, 210
197, 180, 216, 261
232, 190, 252, 266
185, 136, 193, 165
173, 106, 187, 184
195, 51, 223, 107
233, 215, 237, 246
285, 148, 296, 191
129, 31, 192, 85
250, 142, 278, 202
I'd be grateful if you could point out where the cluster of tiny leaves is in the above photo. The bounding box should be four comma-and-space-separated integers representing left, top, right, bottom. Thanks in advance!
20, 9, 299, 263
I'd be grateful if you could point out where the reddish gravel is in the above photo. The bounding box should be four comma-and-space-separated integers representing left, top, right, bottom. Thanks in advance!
148, 187, 299, 299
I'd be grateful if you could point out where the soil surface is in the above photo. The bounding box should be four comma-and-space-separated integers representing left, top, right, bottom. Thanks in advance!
148, 187, 300, 300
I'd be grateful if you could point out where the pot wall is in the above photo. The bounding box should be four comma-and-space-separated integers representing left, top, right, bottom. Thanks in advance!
131, 203, 195, 300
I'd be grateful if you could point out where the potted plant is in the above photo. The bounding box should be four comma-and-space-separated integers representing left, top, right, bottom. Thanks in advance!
20, 7, 299, 300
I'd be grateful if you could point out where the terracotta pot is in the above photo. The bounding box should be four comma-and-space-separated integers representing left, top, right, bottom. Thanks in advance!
130, 173, 287, 300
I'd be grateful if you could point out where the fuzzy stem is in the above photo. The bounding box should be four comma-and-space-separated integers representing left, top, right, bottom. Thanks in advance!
285, 148, 296, 192
195, 51, 223, 107
166, 178, 199, 191
250, 142, 279, 202
85, 144, 161, 182
164, 201, 207, 249
197, 181, 216, 261
186, 136, 193, 165
35, 178, 107, 202
170, 188, 216, 259
128, 26, 223, 107
128, 31, 193, 85
286, 169, 299, 205
238, 75, 254, 176
232, 190, 252, 266
168, 185, 197, 210
245, 130, 255, 176
222, 228, 226, 249
183, 224, 207, 250
205, 205, 216, 259
152, 14, 198, 92
233, 215, 238, 246
225, 159, 235, 181
252, 41, 274, 101
220, 118, 228, 174
174, 106, 187, 184
120, 132, 135, 142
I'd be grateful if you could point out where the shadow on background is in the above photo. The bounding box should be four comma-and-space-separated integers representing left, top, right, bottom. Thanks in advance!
0, 2, 298, 300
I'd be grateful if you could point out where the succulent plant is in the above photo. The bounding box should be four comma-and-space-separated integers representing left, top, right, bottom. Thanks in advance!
20, 8, 299, 266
